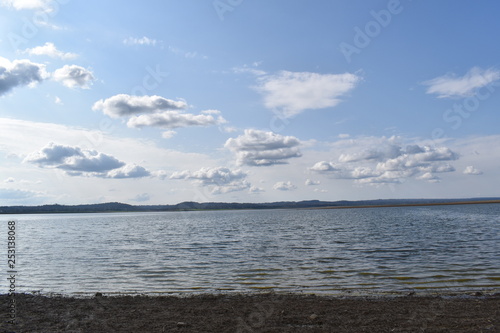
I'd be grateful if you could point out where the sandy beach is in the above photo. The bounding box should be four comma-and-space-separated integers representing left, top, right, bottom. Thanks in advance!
2, 292, 499, 332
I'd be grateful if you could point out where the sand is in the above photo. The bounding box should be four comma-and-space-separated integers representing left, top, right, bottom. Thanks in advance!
1, 292, 499, 332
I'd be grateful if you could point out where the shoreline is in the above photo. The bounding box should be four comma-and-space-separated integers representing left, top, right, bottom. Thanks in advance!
2, 198, 500, 215
2, 292, 499, 332
310, 199, 500, 210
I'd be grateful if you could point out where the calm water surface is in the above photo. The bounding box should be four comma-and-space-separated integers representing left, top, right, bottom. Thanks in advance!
2, 204, 500, 296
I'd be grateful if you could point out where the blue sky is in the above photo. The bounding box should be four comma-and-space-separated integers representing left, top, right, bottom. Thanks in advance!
1, 0, 499, 205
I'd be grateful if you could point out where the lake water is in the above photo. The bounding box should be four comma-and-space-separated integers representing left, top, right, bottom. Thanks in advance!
2, 204, 500, 296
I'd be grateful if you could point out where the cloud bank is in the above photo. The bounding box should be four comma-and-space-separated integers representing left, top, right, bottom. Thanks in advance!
310, 137, 459, 185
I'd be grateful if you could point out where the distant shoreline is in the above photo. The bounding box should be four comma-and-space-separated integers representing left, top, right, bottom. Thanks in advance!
310, 199, 500, 210
1, 198, 500, 214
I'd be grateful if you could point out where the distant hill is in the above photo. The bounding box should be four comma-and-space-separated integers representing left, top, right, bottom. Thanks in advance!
1, 198, 500, 214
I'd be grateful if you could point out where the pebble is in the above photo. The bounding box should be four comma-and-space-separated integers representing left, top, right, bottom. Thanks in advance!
309, 314, 318, 320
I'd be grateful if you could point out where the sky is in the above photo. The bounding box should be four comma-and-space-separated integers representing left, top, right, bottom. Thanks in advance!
1, 0, 500, 205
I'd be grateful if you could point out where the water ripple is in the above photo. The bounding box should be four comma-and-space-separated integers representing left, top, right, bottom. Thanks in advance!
3, 204, 500, 295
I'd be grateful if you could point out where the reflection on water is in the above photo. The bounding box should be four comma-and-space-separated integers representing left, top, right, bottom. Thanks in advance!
2, 204, 500, 296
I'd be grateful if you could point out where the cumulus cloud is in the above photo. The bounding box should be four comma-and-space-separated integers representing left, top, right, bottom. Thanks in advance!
53, 65, 94, 89
311, 137, 459, 185
463, 166, 483, 175
93, 94, 224, 130
423, 67, 500, 98
256, 71, 361, 117
24, 143, 150, 178
92, 94, 187, 118
339, 143, 402, 163
0, 57, 48, 95
309, 161, 340, 173
24, 42, 78, 60
127, 110, 225, 129
249, 186, 265, 193
417, 172, 441, 183
123, 36, 157, 46
273, 181, 297, 191
305, 179, 320, 186
4, 177, 15, 183
106, 164, 151, 179
170, 167, 249, 194
225, 129, 301, 166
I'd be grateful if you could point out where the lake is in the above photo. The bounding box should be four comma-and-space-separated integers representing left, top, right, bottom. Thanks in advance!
2, 204, 500, 296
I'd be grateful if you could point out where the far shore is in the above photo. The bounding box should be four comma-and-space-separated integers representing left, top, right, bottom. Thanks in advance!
310, 199, 500, 210
2, 198, 500, 214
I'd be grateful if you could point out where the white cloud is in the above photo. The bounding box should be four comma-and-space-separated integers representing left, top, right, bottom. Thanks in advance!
423, 67, 500, 98
225, 129, 302, 166
170, 167, 249, 194
24, 143, 150, 178
161, 130, 176, 139
54, 96, 63, 105
249, 186, 265, 193
305, 179, 320, 186
53, 65, 94, 89
93, 95, 226, 131
4, 177, 15, 183
1, 0, 53, 11
0, 57, 48, 95
309, 161, 340, 173
417, 172, 441, 183
24, 42, 78, 60
256, 71, 361, 117
123, 36, 157, 46
93, 94, 187, 118
127, 110, 225, 129
339, 142, 402, 163
273, 181, 297, 191
106, 164, 151, 179
463, 165, 483, 175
